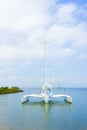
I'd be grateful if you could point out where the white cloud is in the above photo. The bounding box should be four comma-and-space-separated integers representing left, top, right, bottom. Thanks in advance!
0, 45, 16, 59
0, 1, 87, 51
8, 76, 21, 81
46, 23, 87, 52
46, 25, 72, 46
79, 54, 87, 59
0, 68, 12, 75
21, 60, 32, 67
71, 23, 87, 48
62, 48, 74, 56
0, 45, 43, 60
55, 3, 77, 24
48, 47, 74, 57
0, 0, 56, 30
26, 28, 46, 45
12, 14, 44, 32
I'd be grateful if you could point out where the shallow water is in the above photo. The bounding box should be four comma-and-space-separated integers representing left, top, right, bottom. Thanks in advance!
0, 88, 87, 130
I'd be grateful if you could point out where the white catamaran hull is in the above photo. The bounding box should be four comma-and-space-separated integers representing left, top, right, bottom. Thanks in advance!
22, 93, 72, 104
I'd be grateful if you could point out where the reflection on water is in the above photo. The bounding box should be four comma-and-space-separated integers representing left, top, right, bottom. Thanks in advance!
21, 101, 72, 130
22, 101, 72, 117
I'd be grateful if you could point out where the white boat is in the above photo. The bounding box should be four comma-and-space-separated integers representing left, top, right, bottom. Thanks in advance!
21, 42, 72, 104
21, 83, 72, 104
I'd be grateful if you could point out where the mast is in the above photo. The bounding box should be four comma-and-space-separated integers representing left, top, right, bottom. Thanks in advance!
44, 42, 47, 84
42, 21, 50, 84
43, 42, 50, 84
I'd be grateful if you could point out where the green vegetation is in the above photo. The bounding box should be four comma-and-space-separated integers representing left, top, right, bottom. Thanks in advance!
0, 86, 23, 94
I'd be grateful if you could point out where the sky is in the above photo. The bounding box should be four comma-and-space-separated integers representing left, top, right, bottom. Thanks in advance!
0, 0, 87, 88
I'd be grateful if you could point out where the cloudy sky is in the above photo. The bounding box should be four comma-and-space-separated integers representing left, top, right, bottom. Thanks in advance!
0, 0, 87, 88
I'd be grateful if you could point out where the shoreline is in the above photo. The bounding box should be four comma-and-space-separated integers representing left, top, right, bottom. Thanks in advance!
0, 86, 23, 94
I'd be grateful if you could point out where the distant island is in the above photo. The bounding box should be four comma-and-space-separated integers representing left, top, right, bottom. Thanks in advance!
0, 86, 23, 94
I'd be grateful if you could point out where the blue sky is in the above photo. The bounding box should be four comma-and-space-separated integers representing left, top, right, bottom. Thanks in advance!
0, 0, 87, 88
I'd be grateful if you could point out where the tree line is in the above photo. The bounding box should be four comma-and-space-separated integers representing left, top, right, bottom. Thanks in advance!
0, 86, 23, 94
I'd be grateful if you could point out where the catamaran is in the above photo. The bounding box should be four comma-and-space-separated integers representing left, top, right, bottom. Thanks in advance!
21, 42, 72, 104
21, 83, 72, 103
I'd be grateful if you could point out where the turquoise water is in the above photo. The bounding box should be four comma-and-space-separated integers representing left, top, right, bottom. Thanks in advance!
0, 88, 87, 130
